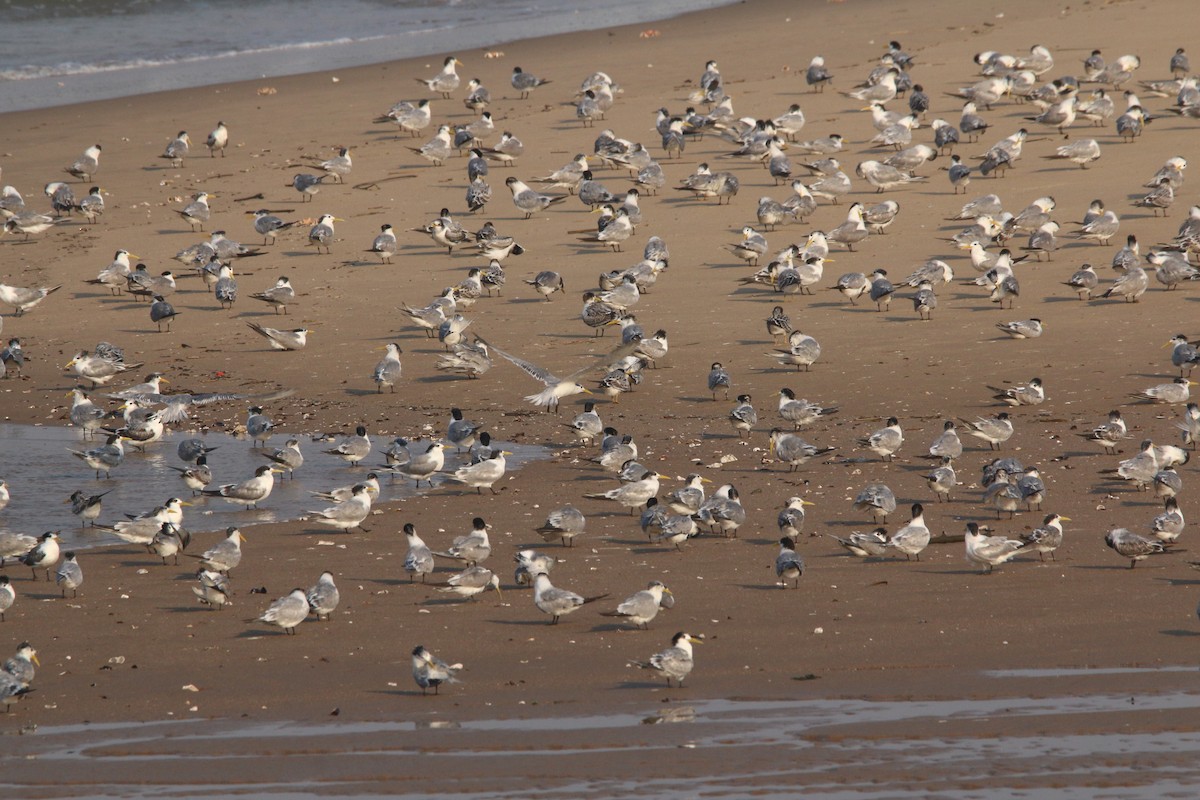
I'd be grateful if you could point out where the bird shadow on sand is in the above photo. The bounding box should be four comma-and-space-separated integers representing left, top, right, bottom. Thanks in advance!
735, 583, 794, 592
700, 430, 744, 441
20, 589, 73, 601
588, 622, 650, 634
165, 604, 223, 614
117, 558, 169, 569
628, 545, 686, 556
420, 597, 479, 607
236, 628, 290, 638
1159, 629, 1200, 637
614, 679, 688, 690
488, 618, 559, 627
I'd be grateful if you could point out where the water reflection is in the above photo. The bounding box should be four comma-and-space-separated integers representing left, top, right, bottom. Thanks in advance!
0, 424, 550, 550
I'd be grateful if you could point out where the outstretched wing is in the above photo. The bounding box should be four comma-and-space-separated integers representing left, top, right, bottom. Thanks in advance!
109, 387, 294, 423
560, 339, 641, 382
472, 334, 558, 386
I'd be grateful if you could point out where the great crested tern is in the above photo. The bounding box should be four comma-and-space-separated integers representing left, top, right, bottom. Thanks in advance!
0, 283, 62, 316
213, 264, 237, 309
858, 417, 904, 461
1131, 378, 1194, 405
261, 438, 304, 479
535, 506, 587, 547
98, 497, 190, 545
149, 521, 191, 565
1017, 513, 1069, 561
412, 645, 463, 694
206, 121, 228, 157
20, 532, 60, 581
0, 644, 36, 710
401, 523, 435, 582
777, 388, 839, 429
630, 631, 702, 687
696, 484, 746, 538
775, 537, 805, 588
0, 532, 36, 568
308, 214, 341, 254
437, 565, 502, 602
505, 177, 566, 218
514, 549, 555, 586
369, 342, 402, 393
451, 450, 509, 494
769, 429, 836, 471
476, 334, 639, 413
1147, 251, 1200, 289
376, 98, 432, 136
511, 66, 551, 99
601, 581, 672, 629
1150, 498, 1185, 543
418, 55, 462, 98
176, 192, 210, 231
3, 213, 57, 239
64, 143, 101, 181
431, 516, 491, 566
255, 588, 308, 634
990, 377, 1045, 407
75, 185, 104, 223
532, 572, 607, 624
1079, 410, 1128, 454
962, 413, 1014, 450
191, 528, 245, 576
774, 496, 813, 538
67, 433, 126, 478
387, 441, 444, 487
964, 522, 1023, 573
323, 425, 371, 466
668, 474, 709, 515
67, 488, 109, 526
887, 503, 931, 561
464, 78, 490, 111
148, 295, 178, 332
192, 568, 231, 609
584, 469, 663, 514
365, 224, 397, 264
68, 387, 106, 438
853, 483, 897, 521
1105, 528, 1166, 569
922, 456, 957, 502
51, 551, 82, 597
409, 124, 453, 166
161, 131, 191, 166
203, 465, 279, 508
482, 131, 523, 166
305, 571, 340, 620
0, 576, 13, 621
246, 322, 310, 351
828, 528, 889, 559
249, 276, 296, 314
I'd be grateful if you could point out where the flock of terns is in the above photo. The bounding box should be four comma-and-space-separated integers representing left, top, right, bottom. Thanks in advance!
3, 25, 1200, 709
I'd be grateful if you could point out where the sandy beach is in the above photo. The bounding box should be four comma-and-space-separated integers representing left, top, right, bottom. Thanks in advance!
2, 0, 1200, 795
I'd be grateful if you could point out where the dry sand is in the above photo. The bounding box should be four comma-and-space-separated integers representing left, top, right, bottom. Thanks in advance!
2, 0, 1200, 795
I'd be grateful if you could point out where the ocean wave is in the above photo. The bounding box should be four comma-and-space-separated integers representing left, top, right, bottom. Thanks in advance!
0, 34, 402, 81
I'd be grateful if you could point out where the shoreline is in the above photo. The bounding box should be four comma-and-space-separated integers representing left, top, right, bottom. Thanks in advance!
2, 0, 1200, 793
0, 0, 738, 114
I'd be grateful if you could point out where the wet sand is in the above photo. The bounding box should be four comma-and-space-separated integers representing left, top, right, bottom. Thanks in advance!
2, 0, 1200, 795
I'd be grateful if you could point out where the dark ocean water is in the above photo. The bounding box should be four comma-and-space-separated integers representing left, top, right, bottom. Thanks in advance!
0, 0, 734, 112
